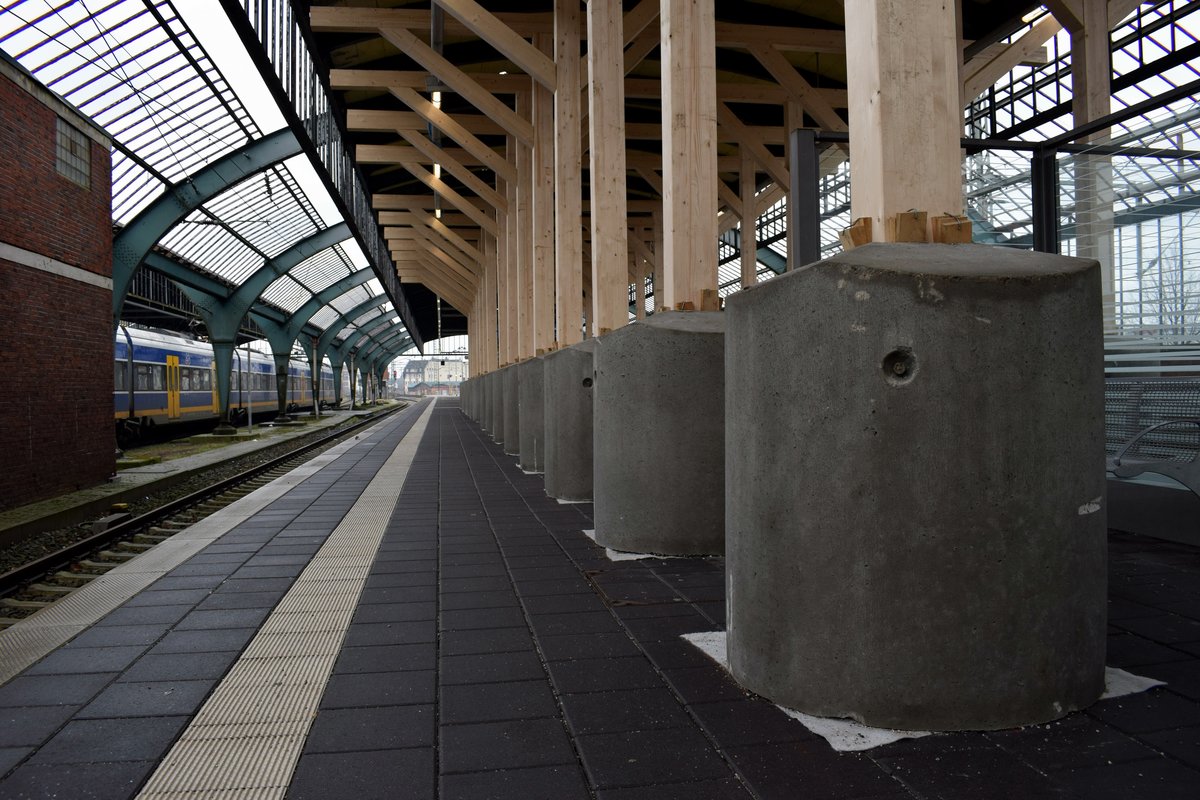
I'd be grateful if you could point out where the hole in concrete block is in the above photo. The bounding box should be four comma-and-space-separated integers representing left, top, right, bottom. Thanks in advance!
882, 348, 917, 386
582, 377, 594, 388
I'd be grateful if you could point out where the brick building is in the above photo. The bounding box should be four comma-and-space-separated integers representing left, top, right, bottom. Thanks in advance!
0, 55, 113, 510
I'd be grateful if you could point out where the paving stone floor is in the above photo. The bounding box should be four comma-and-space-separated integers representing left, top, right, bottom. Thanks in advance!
1, 399, 1199, 799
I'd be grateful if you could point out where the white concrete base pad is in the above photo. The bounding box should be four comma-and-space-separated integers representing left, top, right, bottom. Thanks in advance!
584, 529, 685, 562
682, 631, 1166, 752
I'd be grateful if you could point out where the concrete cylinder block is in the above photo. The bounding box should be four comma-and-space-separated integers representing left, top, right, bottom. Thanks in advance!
544, 340, 597, 501
594, 312, 725, 556
483, 372, 496, 437
519, 358, 546, 472
491, 370, 504, 445
725, 243, 1107, 731
503, 365, 520, 456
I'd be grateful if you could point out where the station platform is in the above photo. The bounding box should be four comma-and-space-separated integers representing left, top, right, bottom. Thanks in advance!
0, 398, 1198, 799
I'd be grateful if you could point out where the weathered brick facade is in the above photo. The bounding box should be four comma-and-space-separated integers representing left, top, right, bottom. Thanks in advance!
0, 59, 114, 511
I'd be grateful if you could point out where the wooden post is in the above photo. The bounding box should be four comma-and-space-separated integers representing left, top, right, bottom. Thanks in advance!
533, 33, 557, 354
587, 0, 629, 334
483, 232, 499, 372
652, 209, 664, 311
556, 0, 584, 347
660, 0, 718, 308
517, 91, 534, 360
740, 149, 757, 288
845, 0, 962, 241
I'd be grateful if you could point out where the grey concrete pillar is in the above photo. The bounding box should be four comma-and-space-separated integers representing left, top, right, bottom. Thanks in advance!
725, 243, 1107, 731
484, 372, 497, 438
518, 358, 546, 472
503, 364, 521, 456
544, 340, 597, 501
594, 313, 725, 555
491, 370, 505, 444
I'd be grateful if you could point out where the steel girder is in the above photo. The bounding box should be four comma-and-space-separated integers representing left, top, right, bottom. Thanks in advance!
111, 128, 304, 322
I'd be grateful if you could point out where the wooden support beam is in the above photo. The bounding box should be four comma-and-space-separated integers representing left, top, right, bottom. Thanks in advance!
386, 162, 498, 236
719, 182, 784, 235
516, 91, 534, 360
587, 0, 630, 334
386, 87, 517, 181
388, 224, 482, 281
378, 26, 535, 146
740, 149, 757, 288
714, 22, 844, 52
962, 14, 1061, 103
752, 45, 848, 132
331, 68, 530, 95
347, 108, 504, 137
661, 0, 719, 309
376, 194, 486, 212
435, 0, 557, 89
716, 102, 790, 188
845, 0, 962, 242
394, 129, 507, 211
483, 233, 498, 371
717, 180, 741, 218
555, 0, 585, 347
1045, 0, 1085, 32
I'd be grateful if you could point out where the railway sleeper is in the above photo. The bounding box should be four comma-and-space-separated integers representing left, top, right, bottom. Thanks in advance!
77, 560, 119, 573
97, 550, 138, 562
27, 583, 74, 597
53, 571, 94, 586
1, 597, 51, 611
115, 541, 155, 553
134, 533, 172, 544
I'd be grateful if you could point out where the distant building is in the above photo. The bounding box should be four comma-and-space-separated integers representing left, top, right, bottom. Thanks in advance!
401, 359, 466, 394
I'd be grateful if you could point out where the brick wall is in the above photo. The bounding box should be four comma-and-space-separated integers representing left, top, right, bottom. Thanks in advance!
0, 66, 114, 511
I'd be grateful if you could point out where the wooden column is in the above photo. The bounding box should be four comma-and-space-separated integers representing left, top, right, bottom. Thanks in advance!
845, 0, 962, 241
740, 149, 757, 288
517, 91, 534, 360
651, 209, 664, 312
483, 232, 499, 373
587, 0, 630, 335
496, 156, 512, 366
660, 0, 718, 309
505, 136, 520, 363
555, 0, 584, 347
533, 33, 557, 354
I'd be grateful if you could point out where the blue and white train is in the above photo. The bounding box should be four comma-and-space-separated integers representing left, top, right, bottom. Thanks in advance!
114, 326, 335, 442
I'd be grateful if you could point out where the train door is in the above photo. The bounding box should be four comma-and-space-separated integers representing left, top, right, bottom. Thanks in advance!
166, 356, 181, 419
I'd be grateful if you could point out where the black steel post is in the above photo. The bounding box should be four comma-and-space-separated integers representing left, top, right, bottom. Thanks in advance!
788, 128, 821, 268
1030, 148, 1060, 254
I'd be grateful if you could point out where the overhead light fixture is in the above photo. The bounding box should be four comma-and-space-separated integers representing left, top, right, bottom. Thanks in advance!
498, 70, 507, 75
432, 90, 442, 109
435, 208, 443, 219
433, 163, 442, 180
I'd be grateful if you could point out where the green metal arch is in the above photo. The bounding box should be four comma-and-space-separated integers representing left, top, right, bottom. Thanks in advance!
112, 128, 304, 321
317, 293, 390, 360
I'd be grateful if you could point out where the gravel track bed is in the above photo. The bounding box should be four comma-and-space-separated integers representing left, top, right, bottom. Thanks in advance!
0, 410, 391, 577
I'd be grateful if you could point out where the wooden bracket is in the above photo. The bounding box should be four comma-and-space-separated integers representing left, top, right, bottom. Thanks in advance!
931, 214, 973, 244
674, 301, 696, 311
839, 217, 872, 251
886, 211, 928, 243
699, 289, 722, 312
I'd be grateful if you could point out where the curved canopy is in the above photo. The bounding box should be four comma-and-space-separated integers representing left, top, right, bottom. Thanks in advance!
0, 0, 418, 362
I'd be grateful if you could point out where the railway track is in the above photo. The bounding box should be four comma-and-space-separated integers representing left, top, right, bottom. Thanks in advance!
0, 403, 408, 630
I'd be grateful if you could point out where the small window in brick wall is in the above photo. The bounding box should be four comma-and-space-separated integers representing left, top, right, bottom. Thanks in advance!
55, 117, 90, 188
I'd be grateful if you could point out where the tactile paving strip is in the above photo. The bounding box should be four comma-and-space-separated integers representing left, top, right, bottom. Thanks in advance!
136, 400, 436, 800
0, 432, 372, 686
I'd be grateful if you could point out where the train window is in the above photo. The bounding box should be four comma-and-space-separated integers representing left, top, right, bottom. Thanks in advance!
135, 364, 165, 391
199, 370, 212, 391
114, 362, 128, 391
180, 370, 192, 392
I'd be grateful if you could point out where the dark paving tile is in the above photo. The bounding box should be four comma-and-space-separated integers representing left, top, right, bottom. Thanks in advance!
986, 713, 1161, 771
288, 748, 434, 800
353, 602, 437, 624
622, 613, 718, 641
514, 578, 594, 597
173, 607, 272, 630
77, 679, 216, 719
440, 576, 514, 594
1055, 756, 1200, 800
96, 604, 192, 627
690, 698, 817, 748
304, 705, 434, 752
662, 665, 751, 704
0, 746, 30, 775
370, 559, 438, 575
357, 586, 437, 604
440, 680, 559, 724
25, 645, 148, 676
64, 624, 168, 649
440, 627, 534, 656
1087, 689, 1200, 733
150, 627, 257, 655
439, 764, 591, 800
0, 673, 117, 708
366, 571, 438, 588
1106, 633, 1194, 668
547, 656, 664, 694
319, 670, 436, 708
1114, 614, 1200, 644
576, 726, 733, 789
596, 778, 752, 800
229, 565, 304, 580
521, 593, 609, 615
440, 718, 575, 774
640, 638, 716, 671
196, 589, 285, 610
123, 588, 212, 607
0, 759, 156, 800
440, 563, 510, 579
333, 643, 436, 674
440, 607, 528, 631
27, 716, 189, 764
1139, 725, 1200, 768
119, 651, 236, 683
1138, 660, 1200, 702
440, 590, 521, 610
342, 621, 437, 647
734, 740, 903, 800
560, 688, 691, 736
143, 575, 227, 591
0, 705, 78, 747
528, 611, 623, 637
537, 632, 641, 661
440, 651, 546, 685
215, 577, 295, 593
